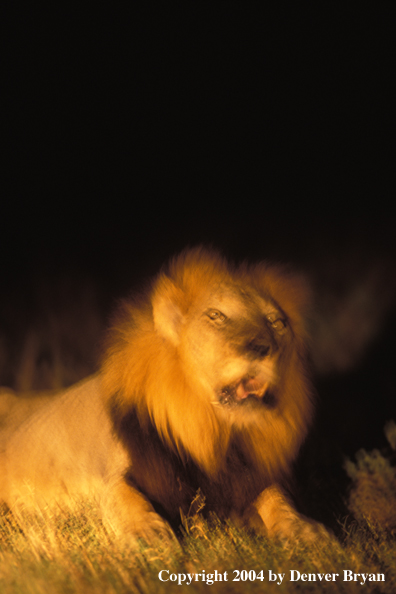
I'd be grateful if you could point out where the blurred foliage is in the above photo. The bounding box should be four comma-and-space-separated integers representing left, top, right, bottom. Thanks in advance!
0, 276, 105, 390
345, 420, 396, 536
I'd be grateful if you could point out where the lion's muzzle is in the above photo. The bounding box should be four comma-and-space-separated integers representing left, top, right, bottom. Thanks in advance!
236, 377, 269, 400
218, 375, 270, 407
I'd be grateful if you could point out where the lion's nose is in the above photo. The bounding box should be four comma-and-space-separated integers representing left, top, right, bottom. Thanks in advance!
246, 339, 271, 359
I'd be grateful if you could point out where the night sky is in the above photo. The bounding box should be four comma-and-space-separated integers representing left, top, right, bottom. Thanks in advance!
4, 5, 393, 272
3, 4, 395, 501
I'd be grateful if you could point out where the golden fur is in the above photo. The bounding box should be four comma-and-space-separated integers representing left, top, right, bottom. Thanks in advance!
0, 247, 327, 543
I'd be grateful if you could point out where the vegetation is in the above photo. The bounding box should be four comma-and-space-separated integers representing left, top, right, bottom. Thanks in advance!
1, 486, 396, 593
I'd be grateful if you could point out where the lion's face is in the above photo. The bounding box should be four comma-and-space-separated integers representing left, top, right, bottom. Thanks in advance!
178, 282, 289, 413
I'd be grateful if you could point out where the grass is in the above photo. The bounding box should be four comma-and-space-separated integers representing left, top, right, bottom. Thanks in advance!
1, 500, 395, 593
1, 438, 395, 593
0, 278, 395, 592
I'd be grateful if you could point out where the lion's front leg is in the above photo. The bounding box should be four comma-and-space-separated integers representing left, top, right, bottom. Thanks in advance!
254, 485, 330, 546
101, 478, 175, 543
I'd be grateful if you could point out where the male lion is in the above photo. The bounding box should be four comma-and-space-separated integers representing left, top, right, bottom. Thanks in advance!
0, 247, 327, 544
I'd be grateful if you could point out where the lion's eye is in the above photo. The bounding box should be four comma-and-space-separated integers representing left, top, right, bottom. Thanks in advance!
267, 315, 287, 334
207, 309, 227, 323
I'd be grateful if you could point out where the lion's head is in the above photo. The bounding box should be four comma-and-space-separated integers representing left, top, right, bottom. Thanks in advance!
102, 247, 313, 485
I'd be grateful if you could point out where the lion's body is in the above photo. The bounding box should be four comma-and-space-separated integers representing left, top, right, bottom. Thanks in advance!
0, 248, 326, 543
0, 376, 127, 511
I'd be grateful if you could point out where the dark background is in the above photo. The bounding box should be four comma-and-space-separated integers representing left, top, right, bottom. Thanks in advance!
2, 4, 395, 528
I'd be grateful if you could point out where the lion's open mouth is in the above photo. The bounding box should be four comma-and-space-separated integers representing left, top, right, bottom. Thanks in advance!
217, 376, 269, 407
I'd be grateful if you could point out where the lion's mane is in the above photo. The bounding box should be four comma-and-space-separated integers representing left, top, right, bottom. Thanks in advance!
101, 247, 314, 522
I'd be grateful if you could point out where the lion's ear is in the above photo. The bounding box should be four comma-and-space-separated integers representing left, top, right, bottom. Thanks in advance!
152, 276, 184, 346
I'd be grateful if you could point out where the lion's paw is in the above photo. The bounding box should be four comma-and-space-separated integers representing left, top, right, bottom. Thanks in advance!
272, 514, 337, 552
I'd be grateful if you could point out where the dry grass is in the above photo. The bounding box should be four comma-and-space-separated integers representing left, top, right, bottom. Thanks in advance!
1, 500, 395, 593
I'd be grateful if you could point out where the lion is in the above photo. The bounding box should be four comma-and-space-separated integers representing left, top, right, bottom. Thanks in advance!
0, 247, 328, 544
